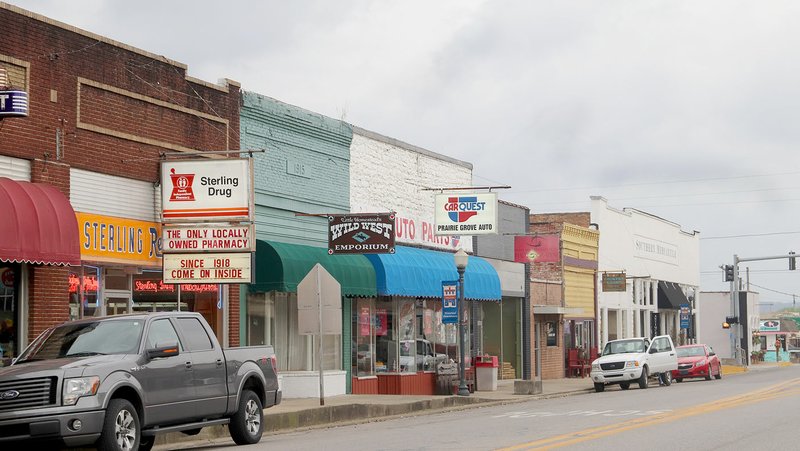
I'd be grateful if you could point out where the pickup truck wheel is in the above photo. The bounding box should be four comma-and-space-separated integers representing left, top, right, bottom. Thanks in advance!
98, 398, 140, 451
230, 389, 264, 445
594, 383, 605, 392
638, 366, 649, 389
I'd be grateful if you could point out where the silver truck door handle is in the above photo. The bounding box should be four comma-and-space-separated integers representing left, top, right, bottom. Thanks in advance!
185, 361, 192, 369
216, 359, 223, 367
669, 353, 675, 356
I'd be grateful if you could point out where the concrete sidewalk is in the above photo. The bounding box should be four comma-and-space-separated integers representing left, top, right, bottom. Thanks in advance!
153, 376, 593, 449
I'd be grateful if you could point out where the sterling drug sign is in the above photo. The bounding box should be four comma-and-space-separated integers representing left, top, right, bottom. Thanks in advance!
434, 192, 498, 236
161, 158, 252, 222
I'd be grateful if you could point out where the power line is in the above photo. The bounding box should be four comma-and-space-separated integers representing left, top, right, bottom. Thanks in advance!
747, 282, 798, 298
700, 231, 800, 240
500, 170, 800, 195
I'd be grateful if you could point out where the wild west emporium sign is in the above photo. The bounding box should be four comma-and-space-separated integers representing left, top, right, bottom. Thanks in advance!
433, 192, 498, 236
328, 213, 395, 254
161, 158, 253, 222
0, 90, 28, 117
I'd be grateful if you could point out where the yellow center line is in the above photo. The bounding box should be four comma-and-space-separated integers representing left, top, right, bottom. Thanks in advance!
496, 379, 800, 451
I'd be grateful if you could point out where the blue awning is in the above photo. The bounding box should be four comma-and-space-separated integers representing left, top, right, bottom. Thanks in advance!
365, 246, 501, 301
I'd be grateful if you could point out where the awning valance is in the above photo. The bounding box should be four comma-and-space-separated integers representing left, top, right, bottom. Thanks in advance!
657, 281, 689, 309
365, 246, 501, 301
0, 177, 80, 265
250, 240, 376, 297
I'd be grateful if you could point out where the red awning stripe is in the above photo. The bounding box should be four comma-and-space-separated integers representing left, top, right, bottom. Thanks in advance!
0, 177, 81, 266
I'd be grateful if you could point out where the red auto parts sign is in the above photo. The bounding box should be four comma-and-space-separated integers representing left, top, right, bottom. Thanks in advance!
161, 158, 252, 222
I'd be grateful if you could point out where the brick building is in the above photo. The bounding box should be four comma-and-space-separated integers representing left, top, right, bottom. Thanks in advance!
0, 3, 241, 364
528, 212, 599, 379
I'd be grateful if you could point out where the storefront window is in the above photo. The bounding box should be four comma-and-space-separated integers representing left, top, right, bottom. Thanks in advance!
0, 265, 18, 367
353, 297, 465, 376
397, 298, 416, 373
247, 291, 341, 372
69, 267, 100, 320
353, 298, 375, 377
546, 321, 558, 347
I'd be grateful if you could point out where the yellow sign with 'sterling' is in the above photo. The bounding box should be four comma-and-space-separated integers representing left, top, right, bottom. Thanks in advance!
76, 212, 162, 265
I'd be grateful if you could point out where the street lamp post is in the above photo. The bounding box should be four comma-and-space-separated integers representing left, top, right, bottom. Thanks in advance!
454, 249, 470, 396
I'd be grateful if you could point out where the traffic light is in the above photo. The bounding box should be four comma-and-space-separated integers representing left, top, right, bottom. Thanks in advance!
790, 251, 796, 271
724, 264, 734, 282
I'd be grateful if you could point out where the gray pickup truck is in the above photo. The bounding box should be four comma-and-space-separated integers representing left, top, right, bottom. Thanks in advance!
0, 312, 281, 450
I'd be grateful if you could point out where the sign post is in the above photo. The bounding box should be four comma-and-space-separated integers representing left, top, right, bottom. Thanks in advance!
297, 264, 342, 406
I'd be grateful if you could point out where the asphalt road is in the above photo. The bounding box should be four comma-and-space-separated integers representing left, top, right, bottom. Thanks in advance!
181, 365, 800, 451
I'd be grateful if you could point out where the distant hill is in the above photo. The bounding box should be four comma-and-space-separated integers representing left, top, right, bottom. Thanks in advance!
759, 302, 798, 314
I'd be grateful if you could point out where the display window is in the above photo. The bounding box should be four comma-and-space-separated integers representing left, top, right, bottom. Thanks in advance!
0, 264, 19, 367
352, 297, 461, 377
69, 266, 223, 341
247, 291, 341, 372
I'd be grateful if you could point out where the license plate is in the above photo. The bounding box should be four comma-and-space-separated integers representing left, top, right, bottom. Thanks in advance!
679, 370, 688, 375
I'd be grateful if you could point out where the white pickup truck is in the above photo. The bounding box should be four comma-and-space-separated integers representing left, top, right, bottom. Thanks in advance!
589, 335, 678, 392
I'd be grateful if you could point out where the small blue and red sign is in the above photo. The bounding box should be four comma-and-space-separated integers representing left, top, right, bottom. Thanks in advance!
442, 281, 458, 324
0, 90, 29, 117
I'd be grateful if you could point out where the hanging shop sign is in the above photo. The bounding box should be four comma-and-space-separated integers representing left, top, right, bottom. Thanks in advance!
434, 192, 498, 236
602, 272, 627, 292
680, 304, 690, 329
162, 252, 252, 284
328, 213, 395, 254
162, 224, 254, 253
161, 158, 253, 222
442, 281, 458, 324
77, 212, 162, 265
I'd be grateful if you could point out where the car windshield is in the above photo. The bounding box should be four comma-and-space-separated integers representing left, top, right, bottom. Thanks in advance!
15, 320, 144, 363
677, 346, 706, 358
602, 339, 647, 356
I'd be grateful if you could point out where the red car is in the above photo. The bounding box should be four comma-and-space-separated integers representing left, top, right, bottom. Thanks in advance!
672, 344, 722, 382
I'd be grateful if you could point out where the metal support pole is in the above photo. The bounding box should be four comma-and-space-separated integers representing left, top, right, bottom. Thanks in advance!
457, 267, 470, 396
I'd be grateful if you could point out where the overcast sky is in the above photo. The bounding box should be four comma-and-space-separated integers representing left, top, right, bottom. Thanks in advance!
9, 0, 800, 309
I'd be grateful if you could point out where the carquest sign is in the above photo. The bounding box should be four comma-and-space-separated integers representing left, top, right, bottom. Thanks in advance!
161, 158, 252, 222
434, 192, 498, 236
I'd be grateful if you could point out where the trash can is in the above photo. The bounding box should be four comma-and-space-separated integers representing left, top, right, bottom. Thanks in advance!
475, 355, 498, 391
435, 362, 459, 395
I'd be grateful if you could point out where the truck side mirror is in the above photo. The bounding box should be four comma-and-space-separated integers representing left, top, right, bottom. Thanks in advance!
146, 342, 180, 359
648, 347, 657, 354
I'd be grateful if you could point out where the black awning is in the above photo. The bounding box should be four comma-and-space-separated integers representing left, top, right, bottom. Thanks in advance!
657, 281, 689, 309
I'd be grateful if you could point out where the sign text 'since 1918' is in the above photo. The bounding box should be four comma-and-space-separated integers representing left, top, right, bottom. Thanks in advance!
162, 252, 252, 284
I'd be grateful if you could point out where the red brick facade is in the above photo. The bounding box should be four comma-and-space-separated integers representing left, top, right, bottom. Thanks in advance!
1, 4, 241, 343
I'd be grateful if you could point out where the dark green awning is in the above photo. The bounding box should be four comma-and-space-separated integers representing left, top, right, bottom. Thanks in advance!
250, 240, 376, 297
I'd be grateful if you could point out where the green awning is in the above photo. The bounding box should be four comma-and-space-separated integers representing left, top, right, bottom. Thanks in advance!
250, 240, 377, 297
